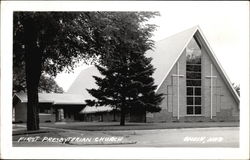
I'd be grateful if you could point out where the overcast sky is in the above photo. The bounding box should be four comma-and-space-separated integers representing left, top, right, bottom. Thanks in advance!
55, 2, 249, 91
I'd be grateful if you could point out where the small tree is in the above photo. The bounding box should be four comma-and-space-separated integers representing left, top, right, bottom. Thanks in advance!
13, 63, 63, 93
85, 12, 163, 125
87, 55, 163, 125
232, 83, 240, 96
38, 75, 64, 93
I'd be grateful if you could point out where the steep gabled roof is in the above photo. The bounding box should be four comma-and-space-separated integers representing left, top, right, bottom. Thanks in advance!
13, 92, 85, 105
67, 26, 239, 104
67, 66, 101, 99
147, 26, 198, 86
151, 25, 239, 104
195, 26, 240, 104
67, 26, 198, 100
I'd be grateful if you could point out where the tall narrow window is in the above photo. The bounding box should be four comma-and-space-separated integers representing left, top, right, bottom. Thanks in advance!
186, 37, 202, 115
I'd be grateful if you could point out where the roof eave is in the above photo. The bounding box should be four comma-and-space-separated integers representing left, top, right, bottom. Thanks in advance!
155, 26, 240, 105
196, 28, 240, 104
156, 26, 199, 92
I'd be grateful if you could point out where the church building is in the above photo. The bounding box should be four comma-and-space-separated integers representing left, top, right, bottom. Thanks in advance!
68, 26, 240, 122
146, 26, 239, 122
13, 26, 240, 123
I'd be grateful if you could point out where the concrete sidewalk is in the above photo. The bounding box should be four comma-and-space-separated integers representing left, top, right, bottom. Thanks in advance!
40, 121, 239, 131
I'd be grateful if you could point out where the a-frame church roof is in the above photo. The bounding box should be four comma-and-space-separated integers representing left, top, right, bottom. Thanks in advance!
67, 26, 240, 104
147, 26, 198, 86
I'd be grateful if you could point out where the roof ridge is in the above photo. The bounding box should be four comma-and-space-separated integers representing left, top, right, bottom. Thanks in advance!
156, 25, 198, 43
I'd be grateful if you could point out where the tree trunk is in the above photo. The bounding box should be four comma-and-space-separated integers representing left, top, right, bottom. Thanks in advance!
23, 16, 42, 131
26, 83, 40, 130
120, 111, 125, 126
120, 105, 125, 126
113, 109, 116, 122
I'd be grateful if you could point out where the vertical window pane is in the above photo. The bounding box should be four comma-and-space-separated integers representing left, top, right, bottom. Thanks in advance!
195, 88, 201, 95
187, 97, 193, 105
195, 106, 201, 114
195, 97, 201, 105
187, 106, 194, 114
187, 87, 193, 95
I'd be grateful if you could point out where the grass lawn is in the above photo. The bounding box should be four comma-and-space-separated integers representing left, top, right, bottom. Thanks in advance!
39, 121, 239, 131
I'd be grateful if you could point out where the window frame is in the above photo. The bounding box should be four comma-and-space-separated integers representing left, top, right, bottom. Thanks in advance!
186, 86, 202, 115
186, 37, 202, 116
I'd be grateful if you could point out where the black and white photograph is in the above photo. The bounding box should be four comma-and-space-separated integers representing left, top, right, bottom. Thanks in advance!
1, 1, 249, 159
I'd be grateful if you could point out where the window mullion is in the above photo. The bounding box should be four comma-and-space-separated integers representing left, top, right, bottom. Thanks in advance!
186, 37, 202, 115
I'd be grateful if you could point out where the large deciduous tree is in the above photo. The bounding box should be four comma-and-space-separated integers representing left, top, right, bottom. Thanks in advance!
13, 11, 161, 129
13, 12, 113, 130
85, 12, 163, 126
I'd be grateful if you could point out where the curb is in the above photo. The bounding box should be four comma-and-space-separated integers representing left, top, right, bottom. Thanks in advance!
69, 140, 137, 145
13, 130, 50, 136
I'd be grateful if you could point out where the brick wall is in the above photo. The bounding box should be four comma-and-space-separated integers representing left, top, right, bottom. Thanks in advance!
14, 103, 27, 123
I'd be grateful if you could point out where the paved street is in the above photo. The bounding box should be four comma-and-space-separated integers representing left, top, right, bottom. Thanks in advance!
103, 127, 239, 147
13, 123, 239, 147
